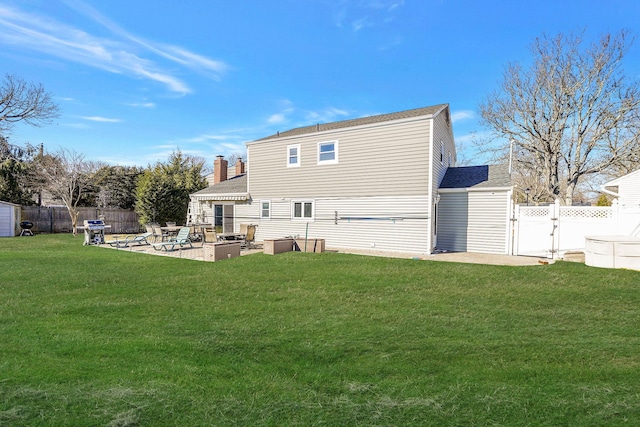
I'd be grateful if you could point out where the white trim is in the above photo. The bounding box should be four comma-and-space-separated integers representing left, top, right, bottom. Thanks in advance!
438, 187, 512, 193
287, 144, 301, 168
317, 140, 338, 165
260, 200, 271, 220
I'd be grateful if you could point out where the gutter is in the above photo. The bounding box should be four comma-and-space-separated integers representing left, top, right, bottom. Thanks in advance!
600, 185, 619, 199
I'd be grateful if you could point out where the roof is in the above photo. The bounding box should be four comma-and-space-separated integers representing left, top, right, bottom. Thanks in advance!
190, 174, 248, 200
602, 168, 640, 187
439, 164, 512, 189
0, 200, 20, 207
253, 104, 449, 141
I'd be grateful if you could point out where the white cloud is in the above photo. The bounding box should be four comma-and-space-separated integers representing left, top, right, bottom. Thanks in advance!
305, 107, 350, 123
0, 3, 228, 94
451, 110, 475, 123
81, 116, 122, 123
351, 17, 371, 32
267, 114, 287, 124
126, 102, 156, 109
183, 134, 229, 143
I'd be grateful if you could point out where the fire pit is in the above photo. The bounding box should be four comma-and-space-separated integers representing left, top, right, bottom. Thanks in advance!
19, 220, 34, 236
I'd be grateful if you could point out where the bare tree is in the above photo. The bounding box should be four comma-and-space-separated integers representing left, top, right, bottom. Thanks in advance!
38, 149, 98, 236
0, 74, 60, 135
480, 30, 640, 205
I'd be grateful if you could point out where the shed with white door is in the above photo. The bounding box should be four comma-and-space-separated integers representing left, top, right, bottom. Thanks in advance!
436, 164, 513, 254
0, 200, 21, 237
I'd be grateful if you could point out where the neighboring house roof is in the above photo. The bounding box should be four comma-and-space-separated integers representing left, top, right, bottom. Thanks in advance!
439, 164, 512, 189
190, 174, 249, 201
255, 104, 449, 141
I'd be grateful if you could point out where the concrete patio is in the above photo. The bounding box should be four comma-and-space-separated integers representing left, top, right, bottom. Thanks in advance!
101, 237, 553, 266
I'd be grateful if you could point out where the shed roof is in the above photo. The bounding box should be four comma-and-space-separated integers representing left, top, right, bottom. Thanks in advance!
439, 164, 512, 189
191, 174, 248, 200
253, 104, 449, 142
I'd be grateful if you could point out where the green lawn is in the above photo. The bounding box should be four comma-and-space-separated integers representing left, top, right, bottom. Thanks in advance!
1, 234, 639, 426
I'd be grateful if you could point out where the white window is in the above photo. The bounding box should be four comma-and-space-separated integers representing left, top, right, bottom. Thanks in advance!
318, 141, 338, 164
260, 200, 271, 219
287, 144, 300, 167
440, 141, 444, 165
292, 200, 314, 220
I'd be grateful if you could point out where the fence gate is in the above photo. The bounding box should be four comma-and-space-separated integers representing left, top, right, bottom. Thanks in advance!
513, 205, 555, 257
513, 201, 616, 258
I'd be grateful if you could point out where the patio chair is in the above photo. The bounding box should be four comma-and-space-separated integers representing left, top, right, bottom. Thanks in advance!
152, 227, 193, 251
152, 224, 168, 242
241, 224, 257, 249
203, 227, 218, 243
108, 232, 153, 248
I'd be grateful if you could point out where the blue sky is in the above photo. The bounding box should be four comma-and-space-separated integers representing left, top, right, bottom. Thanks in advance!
2, 0, 640, 168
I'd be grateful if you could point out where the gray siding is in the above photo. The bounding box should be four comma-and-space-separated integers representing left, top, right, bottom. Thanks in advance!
437, 190, 510, 254
235, 195, 431, 254
247, 117, 432, 198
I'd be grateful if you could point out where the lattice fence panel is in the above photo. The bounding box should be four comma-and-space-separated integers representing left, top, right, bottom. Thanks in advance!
519, 207, 550, 218
560, 207, 612, 219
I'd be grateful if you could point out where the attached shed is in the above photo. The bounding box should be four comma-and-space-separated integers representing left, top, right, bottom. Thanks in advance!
436, 164, 513, 254
0, 200, 21, 237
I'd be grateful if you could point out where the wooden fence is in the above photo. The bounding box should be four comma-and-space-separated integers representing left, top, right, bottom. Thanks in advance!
21, 206, 141, 234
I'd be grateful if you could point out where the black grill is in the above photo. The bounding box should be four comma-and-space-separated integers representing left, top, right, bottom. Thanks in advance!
20, 220, 34, 236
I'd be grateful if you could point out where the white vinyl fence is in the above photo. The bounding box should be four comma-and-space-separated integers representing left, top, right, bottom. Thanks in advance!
513, 199, 640, 258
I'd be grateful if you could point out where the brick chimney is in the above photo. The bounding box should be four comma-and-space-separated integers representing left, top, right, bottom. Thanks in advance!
214, 155, 228, 184
235, 158, 245, 176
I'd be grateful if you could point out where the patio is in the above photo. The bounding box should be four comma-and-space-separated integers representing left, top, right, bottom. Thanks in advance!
100, 235, 550, 266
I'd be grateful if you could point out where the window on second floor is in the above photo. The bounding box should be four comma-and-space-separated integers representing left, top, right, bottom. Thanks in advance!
287, 144, 300, 167
440, 141, 444, 165
318, 141, 338, 164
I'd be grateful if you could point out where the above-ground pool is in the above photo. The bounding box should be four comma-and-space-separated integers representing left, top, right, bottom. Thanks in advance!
584, 235, 640, 271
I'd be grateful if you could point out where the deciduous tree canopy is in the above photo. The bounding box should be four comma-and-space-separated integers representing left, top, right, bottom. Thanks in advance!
480, 30, 640, 205
0, 74, 59, 135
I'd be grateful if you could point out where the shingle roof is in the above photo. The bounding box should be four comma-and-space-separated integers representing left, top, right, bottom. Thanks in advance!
191, 174, 248, 199
439, 164, 512, 189
254, 104, 449, 141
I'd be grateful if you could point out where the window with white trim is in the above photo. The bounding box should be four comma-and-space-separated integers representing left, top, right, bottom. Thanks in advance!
260, 200, 271, 219
318, 141, 338, 164
292, 200, 314, 220
287, 144, 300, 167
440, 141, 444, 165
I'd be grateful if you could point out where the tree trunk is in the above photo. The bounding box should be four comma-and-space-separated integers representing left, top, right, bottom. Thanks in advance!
69, 208, 79, 236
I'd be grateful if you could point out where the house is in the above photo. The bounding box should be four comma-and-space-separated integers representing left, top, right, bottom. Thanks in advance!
189, 104, 514, 255
601, 169, 640, 236
601, 169, 640, 211
436, 164, 513, 254
0, 200, 21, 237
189, 156, 248, 232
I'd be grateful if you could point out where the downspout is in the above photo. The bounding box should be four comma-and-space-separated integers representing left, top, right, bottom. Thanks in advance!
427, 116, 434, 254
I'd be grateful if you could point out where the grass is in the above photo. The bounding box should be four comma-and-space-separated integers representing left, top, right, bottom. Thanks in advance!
1, 234, 640, 426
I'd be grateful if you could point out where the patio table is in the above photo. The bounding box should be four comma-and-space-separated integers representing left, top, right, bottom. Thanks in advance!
218, 232, 244, 241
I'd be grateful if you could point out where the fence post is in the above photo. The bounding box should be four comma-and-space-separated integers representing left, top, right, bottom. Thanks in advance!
612, 199, 619, 234
548, 200, 560, 259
